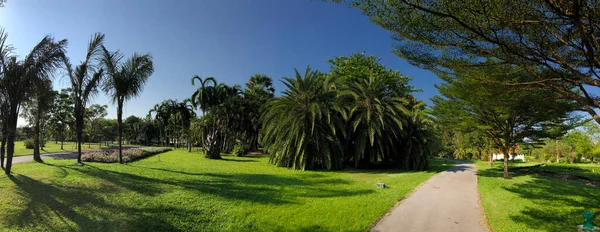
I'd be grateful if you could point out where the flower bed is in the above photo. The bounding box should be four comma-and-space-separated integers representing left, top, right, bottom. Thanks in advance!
82, 147, 172, 163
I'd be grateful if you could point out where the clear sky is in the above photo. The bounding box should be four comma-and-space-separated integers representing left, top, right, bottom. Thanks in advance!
0, 0, 440, 126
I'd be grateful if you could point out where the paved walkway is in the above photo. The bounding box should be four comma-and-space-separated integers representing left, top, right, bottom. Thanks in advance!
371, 162, 488, 232
1, 151, 80, 166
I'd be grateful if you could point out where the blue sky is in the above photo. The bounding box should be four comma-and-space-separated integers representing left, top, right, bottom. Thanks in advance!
0, 0, 440, 126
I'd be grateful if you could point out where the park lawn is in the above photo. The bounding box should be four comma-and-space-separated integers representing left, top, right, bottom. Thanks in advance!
13, 141, 106, 157
477, 161, 600, 232
0, 151, 453, 231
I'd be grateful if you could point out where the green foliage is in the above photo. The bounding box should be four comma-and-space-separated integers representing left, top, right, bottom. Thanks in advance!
261, 54, 434, 171
261, 67, 343, 170
233, 142, 249, 157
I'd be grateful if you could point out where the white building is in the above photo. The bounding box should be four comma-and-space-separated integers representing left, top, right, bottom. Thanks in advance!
492, 153, 526, 161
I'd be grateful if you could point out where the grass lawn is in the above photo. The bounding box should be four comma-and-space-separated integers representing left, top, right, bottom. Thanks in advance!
0, 151, 453, 231
477, 161, 600, 232
12, 141, 121, 157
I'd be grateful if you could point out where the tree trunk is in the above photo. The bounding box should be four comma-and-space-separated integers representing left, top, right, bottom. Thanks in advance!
33, 114, 42, 162
555, 140, 560, 163
5, 104, 18, 175
487, 151, 492, 167
117, 102, 123, 164
76, 104, 84, 163
502, 147, 510, 179
1, 120, 7, 169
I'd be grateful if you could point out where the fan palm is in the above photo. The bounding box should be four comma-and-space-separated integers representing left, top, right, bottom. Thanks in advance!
102, 47, 154, 163
261, 67, 343, 170
0, 28, 66, 173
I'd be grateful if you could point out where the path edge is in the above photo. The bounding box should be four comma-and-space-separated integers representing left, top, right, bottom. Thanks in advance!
476, 164, 492, 232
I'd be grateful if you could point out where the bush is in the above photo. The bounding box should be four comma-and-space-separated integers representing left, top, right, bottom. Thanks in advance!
23, 139, 45, 149
233, 143, 249, 157
81, 147, 172, 163
24, 139, 34, 149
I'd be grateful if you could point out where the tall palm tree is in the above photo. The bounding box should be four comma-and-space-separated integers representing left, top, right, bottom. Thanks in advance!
0, 28, 66, 174
260, 67, 343, 170
102, 47, 153, 163
63, 33, 105, 163
191, 76, 217, 151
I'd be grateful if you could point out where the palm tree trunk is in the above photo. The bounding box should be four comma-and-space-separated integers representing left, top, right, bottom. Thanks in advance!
5, 104, 19, 174
0, 120, 7, 169
117, 101, 123, 164
76, 104, 84, 163
33, 114, 42, 162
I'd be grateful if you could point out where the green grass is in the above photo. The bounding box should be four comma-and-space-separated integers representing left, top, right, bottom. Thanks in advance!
477, 161, 600, 232
0, 151, 453, 231
12, 141, 125, 157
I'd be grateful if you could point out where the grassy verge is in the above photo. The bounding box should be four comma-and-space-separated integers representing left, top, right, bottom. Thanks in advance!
0, 151, 453, 231
477, 161, 600, 232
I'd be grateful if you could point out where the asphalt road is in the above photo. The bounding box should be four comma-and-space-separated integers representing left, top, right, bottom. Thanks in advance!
371, 162, 489, 232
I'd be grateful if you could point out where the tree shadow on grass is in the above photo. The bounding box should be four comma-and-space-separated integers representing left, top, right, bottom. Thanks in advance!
478, 166, 600, 232
5, 174, 188, 232
7, 163, 373, 231
220, 157, 258, 162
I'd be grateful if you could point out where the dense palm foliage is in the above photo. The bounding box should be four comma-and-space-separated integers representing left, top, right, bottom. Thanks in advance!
260, 54, 435, 170
102, 47, 154, 163
261, 68, 343, 170
63, 33, 105, 163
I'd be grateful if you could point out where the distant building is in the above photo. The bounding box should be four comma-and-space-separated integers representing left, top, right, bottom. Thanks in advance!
492, 144, 526, 161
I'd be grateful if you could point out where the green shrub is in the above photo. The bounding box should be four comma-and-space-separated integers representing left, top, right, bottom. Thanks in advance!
24, 139, 34, 149
233, 143, 249, 157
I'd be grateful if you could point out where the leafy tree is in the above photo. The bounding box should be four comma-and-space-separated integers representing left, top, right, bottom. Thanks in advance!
63, 33, 105, 163
21, 79, 56, 162
48, 88, 74, 149
431, 66, 578, 178
261, 67, 343, 170
85, 104, 107, 147
565, 131, 593, 163
342, 0, 600, 125
0, 28, 66, 174
102, 47, 153, 163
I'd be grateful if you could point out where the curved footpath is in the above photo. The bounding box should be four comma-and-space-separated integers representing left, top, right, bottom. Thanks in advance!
371, 162, 488, 232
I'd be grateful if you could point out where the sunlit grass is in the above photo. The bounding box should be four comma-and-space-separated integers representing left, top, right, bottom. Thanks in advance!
0, 151, 453, 231
477, 161, 600, 232
11, 141, 129, 157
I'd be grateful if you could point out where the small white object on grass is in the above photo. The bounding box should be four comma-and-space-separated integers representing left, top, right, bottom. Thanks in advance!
377, 183, 386, 189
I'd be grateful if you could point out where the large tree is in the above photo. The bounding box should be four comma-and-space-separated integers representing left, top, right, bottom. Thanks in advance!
340, 0, 600, 125
21, 79, 56, 162
431, 66, 579, 178
0, 28, 66, 174
63, 33, 105, 164
102, 47, 153, 163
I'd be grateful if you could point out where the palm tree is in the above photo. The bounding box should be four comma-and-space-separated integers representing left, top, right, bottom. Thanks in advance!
191, 75, 217, 151
102, 47, 153, 163
338, 74, 408, 168
63, 33, 105, 163
0, 28, 66, 174
400, 100, 432, 170
260, 67, 343, 170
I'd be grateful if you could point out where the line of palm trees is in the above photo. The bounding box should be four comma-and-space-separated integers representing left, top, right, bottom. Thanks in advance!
0, 28, 153, 174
